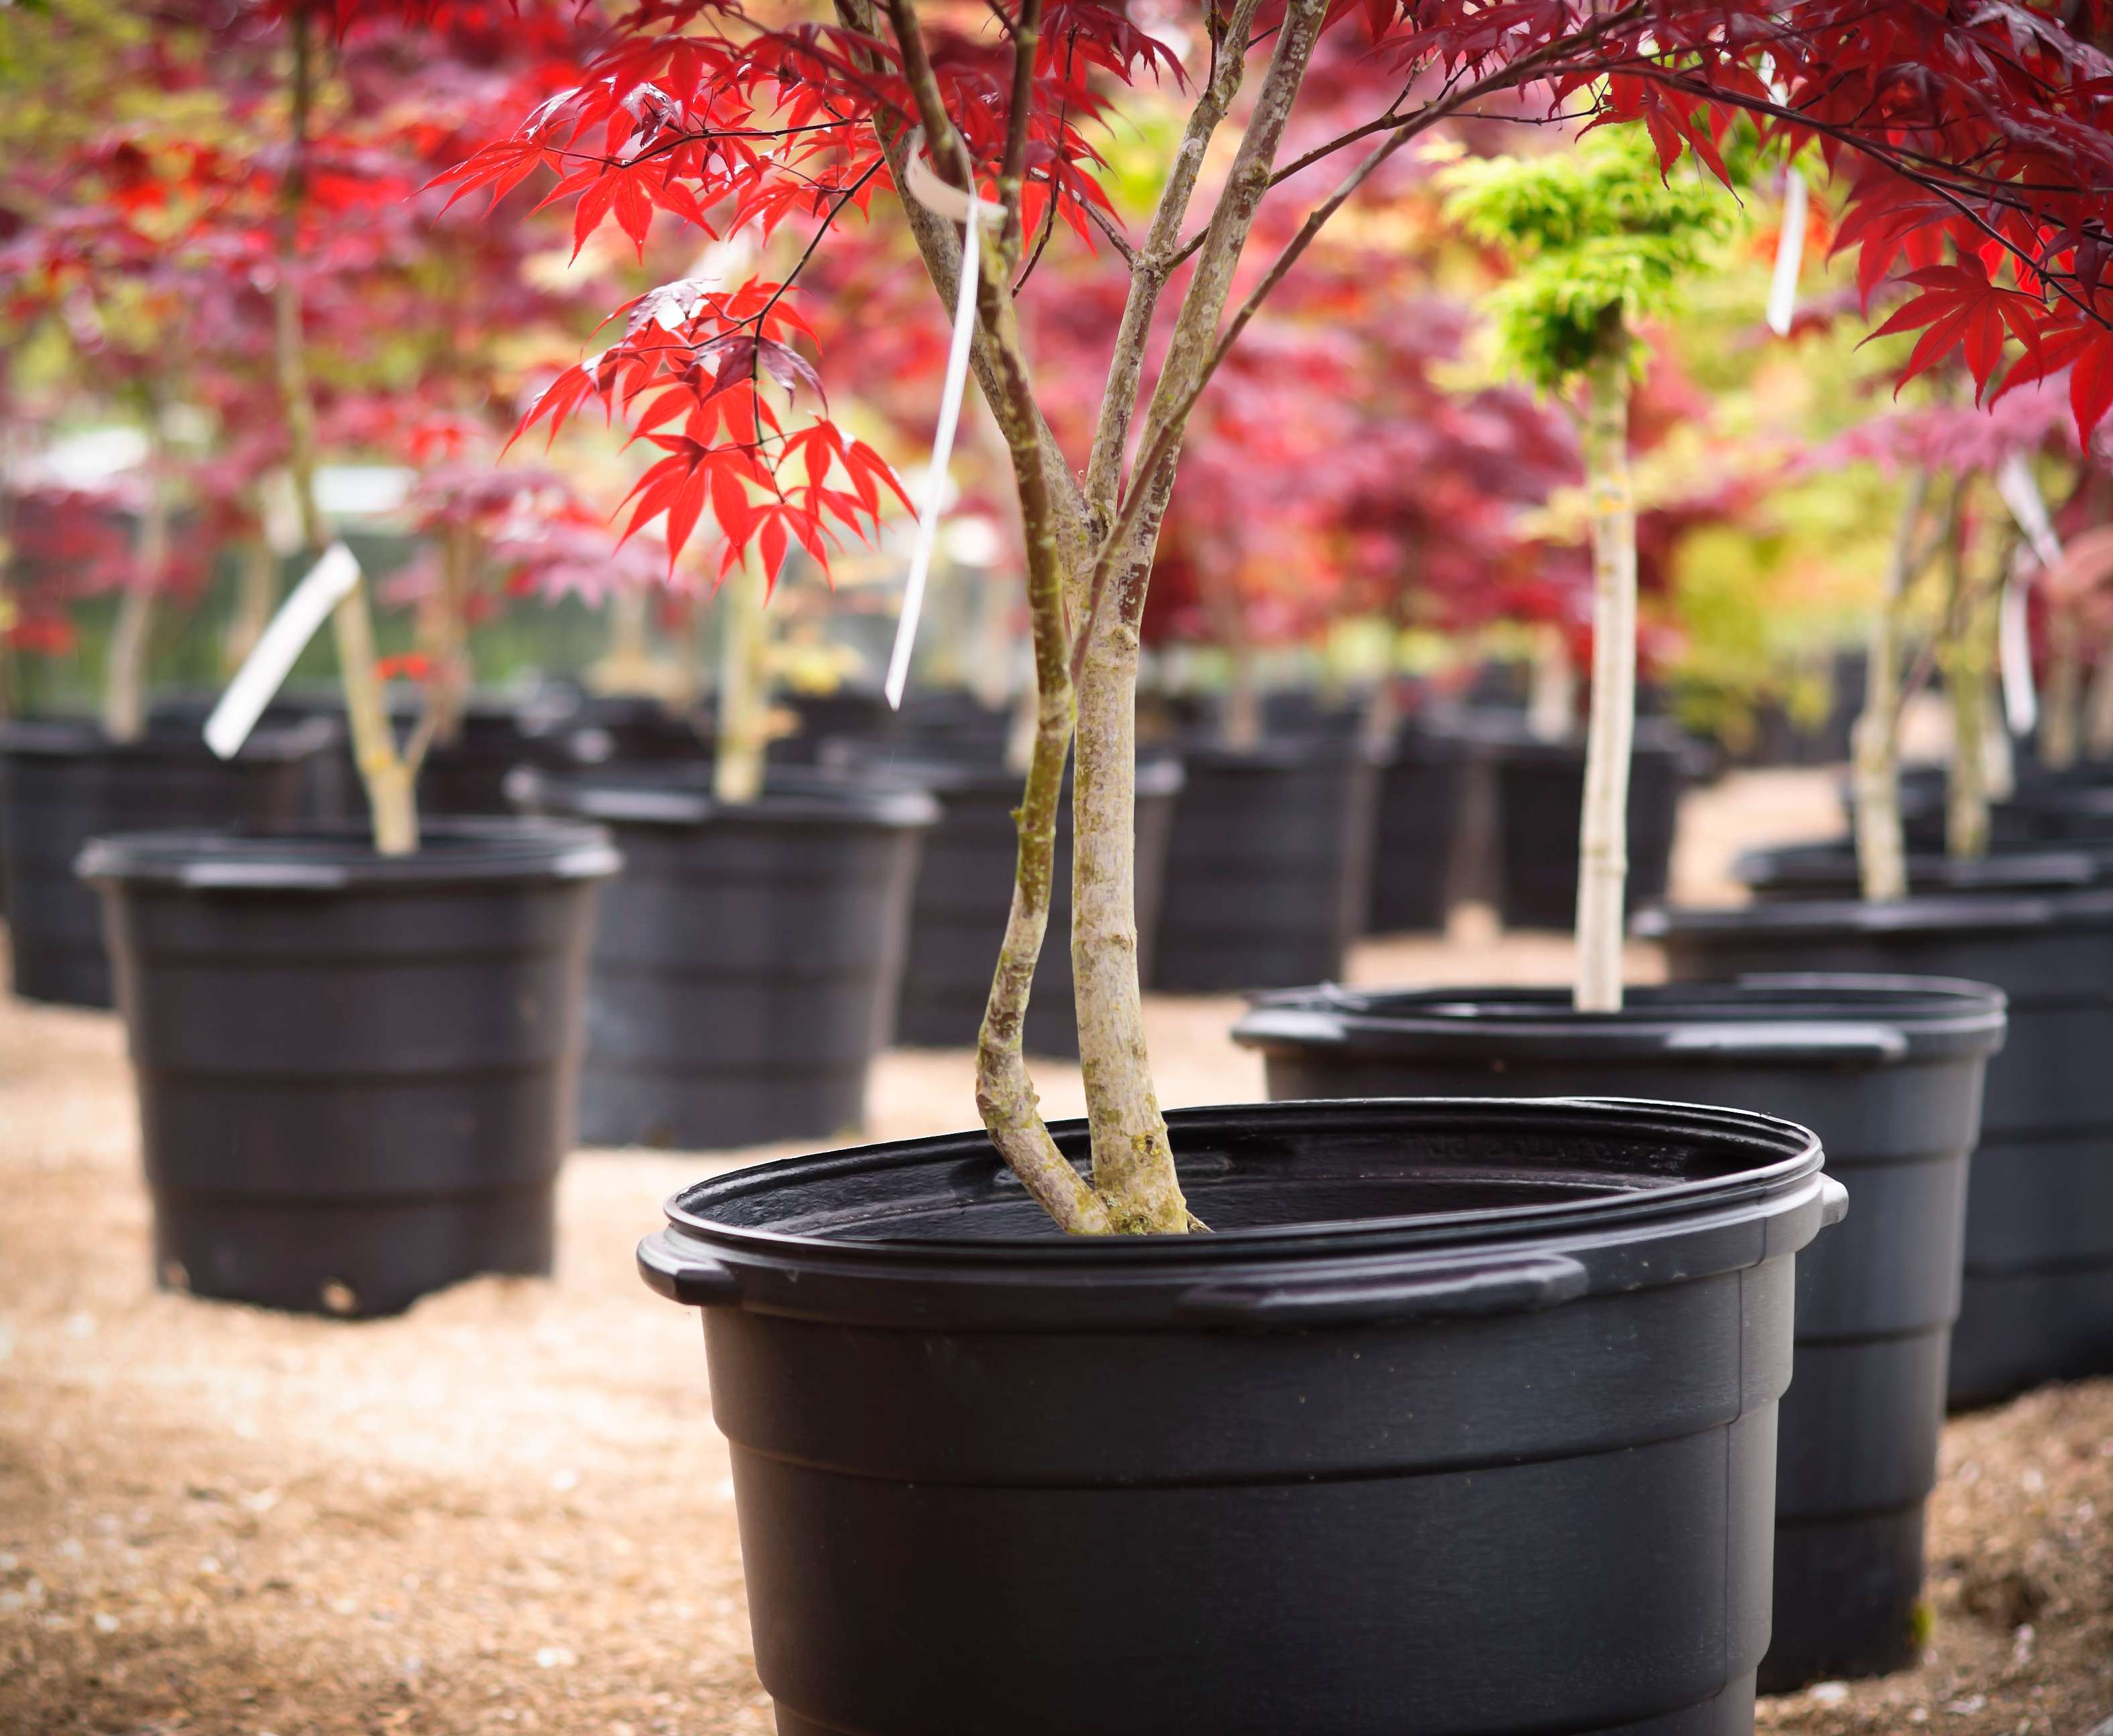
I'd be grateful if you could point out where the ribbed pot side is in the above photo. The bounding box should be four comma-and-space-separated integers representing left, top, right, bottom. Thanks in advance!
1233, 978, 2004, 1690
518, 772, 936, 1150
1150, 740, 1383, 993
3, 717, 332, 1007
1643, 895, 2113, 1408
638, 1097, 1840, 1736
80, 819, 618, 1317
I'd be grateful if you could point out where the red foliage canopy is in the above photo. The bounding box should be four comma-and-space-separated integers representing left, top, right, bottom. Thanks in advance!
419, 0, 2113, 587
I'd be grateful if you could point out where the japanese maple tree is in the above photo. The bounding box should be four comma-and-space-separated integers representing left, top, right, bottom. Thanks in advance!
441, 0, 2113, 1232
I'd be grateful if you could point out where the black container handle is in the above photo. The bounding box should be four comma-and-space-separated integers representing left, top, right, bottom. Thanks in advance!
637, 1231, 743, 1307
1174, 1250, 1590, 1327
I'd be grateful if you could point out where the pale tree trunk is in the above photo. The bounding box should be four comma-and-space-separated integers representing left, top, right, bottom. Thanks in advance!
417, 520, 474, 748
712, 566, 770, 804
277, 1, 415, 853
104, 405, 170, 743
1221, 644, 1262, 750
2088, 624, 2113, 760
224, 530, 279, 674
1938, 528, 1993, 861
1527, 623, 1576, 742
592, 585, 661, 695
2039, 609, 2081, 772
1852, 468, 1931, 901
1571, 317, 1636, 1014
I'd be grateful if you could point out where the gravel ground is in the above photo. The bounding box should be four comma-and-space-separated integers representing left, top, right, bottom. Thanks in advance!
3, 766, 2108, 1735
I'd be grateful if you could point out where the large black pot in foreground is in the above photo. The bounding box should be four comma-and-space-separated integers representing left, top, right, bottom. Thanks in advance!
823, 747, 1182, 1057
1233, 979, 2004, 1691
1641, 893, 2113, 1407
1489, 721, 1686, 929
1150, 737, 1383, 992
515, 768, 935, 1149
79, 819, 618, 1316
639, 1098, 1840, 1736
1, 716, 334, 1007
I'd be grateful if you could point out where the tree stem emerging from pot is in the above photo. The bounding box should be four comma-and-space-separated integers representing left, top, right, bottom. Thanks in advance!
1572, 313, 1636, 1013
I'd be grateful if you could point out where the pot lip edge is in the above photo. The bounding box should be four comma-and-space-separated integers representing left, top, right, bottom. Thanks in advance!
655, 1094, 1824, 1269
74, 816, 622, 888
1229, 974, 2008, 1061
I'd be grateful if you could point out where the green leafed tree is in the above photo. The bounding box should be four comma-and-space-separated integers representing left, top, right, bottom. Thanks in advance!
1444, 127, 1738, 1009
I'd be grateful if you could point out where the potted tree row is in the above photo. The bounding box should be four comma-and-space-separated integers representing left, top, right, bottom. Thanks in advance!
1233, 122, 2083, 1692
421, 0, 2113, 1723
1649, 382, 2113, 1407
24, 0, 623, 1316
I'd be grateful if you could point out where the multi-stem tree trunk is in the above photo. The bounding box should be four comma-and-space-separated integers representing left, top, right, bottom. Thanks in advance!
1851, 468, 1931, 901
1571, 313, 1637, 1013
712, 566, 770, 804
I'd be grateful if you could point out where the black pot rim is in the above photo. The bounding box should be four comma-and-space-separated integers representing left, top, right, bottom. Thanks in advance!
1734, 840, 2105, 891
1, 714, 338, 762
823, 742, 1186, 800
1636, 886, 2113, 938
1175, 735, 1393, 771
75, 816, 621, 891
510, 762, 938, 830
639, 1098, 1830, 1332
1231, 975, 2007, 1065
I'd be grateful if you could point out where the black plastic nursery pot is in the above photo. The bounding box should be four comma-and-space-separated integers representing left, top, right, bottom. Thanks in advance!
1, 715, 335, 1008
638, 1096, 1840, 1736
1150, 737, 1385, 993
1232, 979, 2006, 1692
515, 767, 935, 1149
1365, 722, 1473, 934
78, 818, 618, 1317
1641, 893, 2113, 1408
1735, 839, 2108, 901
824, 745, 1181, 1058
1489, 721, 1685, 929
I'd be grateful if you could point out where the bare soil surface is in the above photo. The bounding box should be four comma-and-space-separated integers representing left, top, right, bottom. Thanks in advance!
3, 768, 2107, 1735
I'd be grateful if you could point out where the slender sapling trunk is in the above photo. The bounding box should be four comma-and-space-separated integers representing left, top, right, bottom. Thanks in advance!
2040, 608, 2081, 771
712, 566, 770, 804
104, 400, 170, 743
1851, 468, 1930, 901
2088, 626, 2113, 760
1572, 312, 1637, 1013
1938, 526, 1994, 861
1527, 623, 1576, 742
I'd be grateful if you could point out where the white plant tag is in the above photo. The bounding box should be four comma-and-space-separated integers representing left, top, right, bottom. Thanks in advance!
204, 541, 362, 758
1997, 452, 2062, 569
1998, 574, 2037, 737
1766, 168, 1808, 338
884, 131, 1005, 711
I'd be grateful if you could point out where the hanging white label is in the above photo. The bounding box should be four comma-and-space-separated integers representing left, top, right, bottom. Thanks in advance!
1996, 453, 2063, 569
204, 542, 362, 758
1998, 575, 2037, 737
1766, 168, 1808, 338
884, 131, 1006, 711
